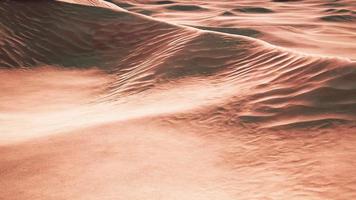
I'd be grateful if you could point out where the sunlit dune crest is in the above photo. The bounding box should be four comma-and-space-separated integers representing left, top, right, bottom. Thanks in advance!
0, 0, 356, 199
114, 0, 356, 60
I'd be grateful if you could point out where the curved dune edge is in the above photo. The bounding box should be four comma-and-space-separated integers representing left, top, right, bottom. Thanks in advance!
58, 0, 125, 10
112, 0, 356, 60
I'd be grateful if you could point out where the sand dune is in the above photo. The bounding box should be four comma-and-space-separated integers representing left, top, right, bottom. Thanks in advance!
0, 0, 356, 199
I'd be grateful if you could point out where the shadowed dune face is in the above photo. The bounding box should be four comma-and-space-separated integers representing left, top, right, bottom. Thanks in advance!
0, 0, 184, 69
1, 0, 356, 199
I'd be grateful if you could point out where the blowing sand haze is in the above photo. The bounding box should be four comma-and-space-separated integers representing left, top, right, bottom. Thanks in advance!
1, 0, 356, 199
